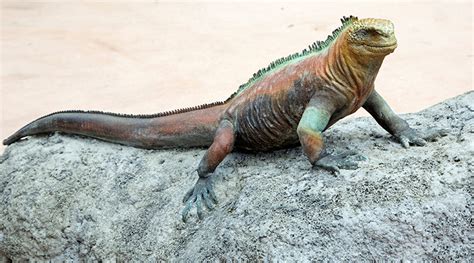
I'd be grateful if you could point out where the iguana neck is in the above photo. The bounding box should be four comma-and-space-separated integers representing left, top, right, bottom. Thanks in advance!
321, 34, 385, 93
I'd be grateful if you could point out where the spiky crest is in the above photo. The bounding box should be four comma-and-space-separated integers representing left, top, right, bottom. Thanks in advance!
31, 101, 224, 122
224, 15, 358, 102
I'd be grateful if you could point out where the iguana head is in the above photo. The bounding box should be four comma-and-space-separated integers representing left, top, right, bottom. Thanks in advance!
344, 18, 397, 56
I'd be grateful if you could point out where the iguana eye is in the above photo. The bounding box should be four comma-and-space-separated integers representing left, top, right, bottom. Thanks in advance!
355, 29, 369, 38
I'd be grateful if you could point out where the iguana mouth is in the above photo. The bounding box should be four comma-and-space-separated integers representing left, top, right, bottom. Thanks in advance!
362, 42, 397, 53
364, 42, 397, 49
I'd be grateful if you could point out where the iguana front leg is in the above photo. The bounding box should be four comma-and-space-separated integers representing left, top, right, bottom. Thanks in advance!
297, 96, 361, 174
363, 90, 446, 147
182, 119, 235, 222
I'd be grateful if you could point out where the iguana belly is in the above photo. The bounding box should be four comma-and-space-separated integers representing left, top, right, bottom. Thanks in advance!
230, 83, 314, 151
233, 95, 303, 151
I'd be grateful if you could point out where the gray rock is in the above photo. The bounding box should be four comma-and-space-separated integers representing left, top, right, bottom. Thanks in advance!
0, 92, 472, 261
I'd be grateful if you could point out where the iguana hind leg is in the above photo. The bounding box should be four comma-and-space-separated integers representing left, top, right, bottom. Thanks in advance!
182, 119, 235, 221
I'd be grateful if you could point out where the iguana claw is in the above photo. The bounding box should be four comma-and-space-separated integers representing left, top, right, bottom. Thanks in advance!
314, 150, 365, 175
181, 177, 218, 222
395, 127, 448, 148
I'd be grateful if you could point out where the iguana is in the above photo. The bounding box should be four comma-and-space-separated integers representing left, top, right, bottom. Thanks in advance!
3, 16, 444, 221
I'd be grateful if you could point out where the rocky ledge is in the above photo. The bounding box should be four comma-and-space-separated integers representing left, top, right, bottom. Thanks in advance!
0, 92, 472, 261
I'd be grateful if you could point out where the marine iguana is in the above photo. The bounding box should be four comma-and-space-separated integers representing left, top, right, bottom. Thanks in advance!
3, 16, 444, 221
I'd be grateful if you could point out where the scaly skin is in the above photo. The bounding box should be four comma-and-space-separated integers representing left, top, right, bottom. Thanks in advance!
3, 17, 445, 221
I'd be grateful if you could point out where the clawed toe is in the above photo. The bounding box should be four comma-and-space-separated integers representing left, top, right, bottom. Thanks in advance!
202, 192, 215, 210
181, 177, 218, 222
396, 127, 448, 148
337, 150, 358, 158
316, 162, 341, 175
314, 150, 364, 174
345, 151, 366, 161
339, 160, 359, 170
182, 188, 194, 203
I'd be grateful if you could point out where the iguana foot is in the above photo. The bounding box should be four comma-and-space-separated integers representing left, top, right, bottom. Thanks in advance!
181, 176, 218, 222
395, 127, 448, 148
314, 150, 365, 175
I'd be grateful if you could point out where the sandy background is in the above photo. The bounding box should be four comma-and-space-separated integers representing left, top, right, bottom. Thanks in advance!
1, 1, 472, 152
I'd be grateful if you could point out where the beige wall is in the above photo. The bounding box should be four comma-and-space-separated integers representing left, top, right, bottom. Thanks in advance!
1, 1, 472, 152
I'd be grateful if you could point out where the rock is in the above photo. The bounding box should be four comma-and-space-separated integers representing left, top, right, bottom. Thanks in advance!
0, 92, 472, 261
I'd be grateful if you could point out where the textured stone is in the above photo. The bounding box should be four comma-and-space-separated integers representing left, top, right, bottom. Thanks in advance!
0, 92, 472, 261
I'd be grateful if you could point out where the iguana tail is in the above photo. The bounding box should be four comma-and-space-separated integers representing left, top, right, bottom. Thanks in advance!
3, 103, 227, 149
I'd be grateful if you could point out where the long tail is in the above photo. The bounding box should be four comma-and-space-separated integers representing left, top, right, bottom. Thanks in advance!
3, 102, 227, 149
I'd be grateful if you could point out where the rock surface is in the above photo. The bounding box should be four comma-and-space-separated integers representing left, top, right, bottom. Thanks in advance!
0, 92, 473, 261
